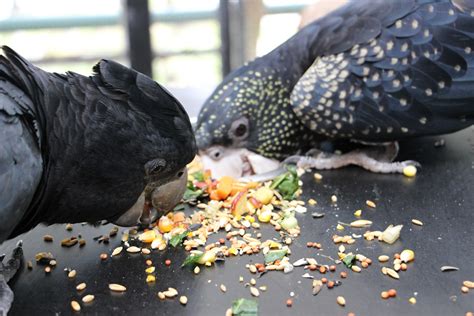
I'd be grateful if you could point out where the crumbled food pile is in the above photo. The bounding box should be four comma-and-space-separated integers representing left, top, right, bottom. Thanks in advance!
28, 157, 472, 315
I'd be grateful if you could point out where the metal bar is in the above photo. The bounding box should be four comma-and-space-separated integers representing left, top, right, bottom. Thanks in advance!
219, 0, 231, 77
124, 0, 152, 77
0, 4, 307, 32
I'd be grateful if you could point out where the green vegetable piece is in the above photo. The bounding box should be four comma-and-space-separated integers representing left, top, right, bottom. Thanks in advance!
183, 188, 203, 201
342, 254, 356, 268
169, 231, 189, 247
264, 249, 288, 264
192, 171, 204, 182
232, 298, 258, 316
270, 166, 299, 199
181, 251, 204, 267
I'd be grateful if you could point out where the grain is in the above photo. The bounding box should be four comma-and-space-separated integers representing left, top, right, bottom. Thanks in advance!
337, 296, 346, 306
82, 295, 95, 303
76, 283, 86, 291
411, 219, 423, 226
250, 287, 260, 297
109, 284, 126, 292
179, 296, 188, 305
366, 200, 376, 208
71, 300, 81, 312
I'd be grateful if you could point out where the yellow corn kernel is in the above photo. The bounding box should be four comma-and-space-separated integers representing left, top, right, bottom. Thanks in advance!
403, 165, 417, 177
146, 275, 156, 283
354, 209, 362, 217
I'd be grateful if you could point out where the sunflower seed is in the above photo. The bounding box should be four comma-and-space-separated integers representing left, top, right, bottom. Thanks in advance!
111, 247, 123, 257
126, 246, 141, 253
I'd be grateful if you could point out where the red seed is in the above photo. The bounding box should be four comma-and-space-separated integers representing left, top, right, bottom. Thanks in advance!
327, 281, 335, 289
340, 271, 347, 278
319, 266, 327, 274
394, 253, 401, 259
219, 238, 225, 244
388, 289, 397, 297
309, 264, 317, 271
329, 265, 336, 272
165, 259, 171, 266
307, 242, 314, 247
258, 266, 265, 273
286, 299, 293, 307
321, 278, 328, 284
401, 263, 407, 271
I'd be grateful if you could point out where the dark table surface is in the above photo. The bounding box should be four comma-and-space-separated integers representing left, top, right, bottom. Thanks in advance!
2, 127, 474, 316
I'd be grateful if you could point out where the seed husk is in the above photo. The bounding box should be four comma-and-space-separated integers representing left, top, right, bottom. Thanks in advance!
250, 286, 260, 297
68, 270, 77, 278
441, 266, 459, 272
35, 252, 54, 264
350, 220, 373, 228
337, 296, 346, 306
61, 238, 78, 247
82, 295, 95, 303
411, 219, 423, 226
71, 300, 81, 312
126, 246, 141, 253
66, 223, 73, 231
312, 280, 323, 296
76, 283, 86, 291
463, 281, 474, 288
179, 296, 188, 305
220, 284, 227, 292
111, 247, 123, 257
79, 239, 86, 247
385, 268, 400, 279
378, 255, 390, 262
49, 260, 57, 266
109, 283, 126, 292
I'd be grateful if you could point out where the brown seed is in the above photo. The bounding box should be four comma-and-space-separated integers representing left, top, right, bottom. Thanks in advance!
329, 265, 336, 272
388, 289, 397, 297
27, 261, 33, 270
79, 239, 86, 247
82, 295, 95, 303
366, 200, 376, 208
43, 235, 53, 242
381, 291, 389, 299
307, 242, 313, 247
361, 262, 369, 268
327, 281, 335, 289
461, 286, 469, 293
309, 264, 317, 271
66, 223, 73, 231
365, 258, 372, 265
286, 299, 293, 307
319, 266, 327, 274
337, 296, 346, 306
71, 300, 81, 312
340, 271, 347, 278
44, 266, 51, 273
100, 253, 108, 260
61, 238, 78, 247
321, 277, 328, 284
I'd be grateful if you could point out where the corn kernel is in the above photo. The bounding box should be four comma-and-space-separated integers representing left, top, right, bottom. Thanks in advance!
336, 224, 344, 231
139, 230, 156, 243
403, 165, 417, 177
354, 209, 362, 217
308, 198, 317, 205
145, 267, 155, 274
146, 275, 156, 283
258, 211, 272, 223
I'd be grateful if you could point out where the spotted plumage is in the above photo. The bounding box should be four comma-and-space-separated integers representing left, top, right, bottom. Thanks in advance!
196, 0, 474, 164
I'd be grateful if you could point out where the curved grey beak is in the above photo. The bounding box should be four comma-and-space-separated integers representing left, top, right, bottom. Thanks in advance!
113, 168, 188, 227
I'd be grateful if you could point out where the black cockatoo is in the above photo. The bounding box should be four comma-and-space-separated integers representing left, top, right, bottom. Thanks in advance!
0, 46, 196, 313
196, 0, 474, 178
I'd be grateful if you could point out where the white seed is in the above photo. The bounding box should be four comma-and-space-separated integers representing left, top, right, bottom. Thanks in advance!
220, 284, 227, 293
82, 295, 95, 303
351, 265, 361, 273
378, 255, 390, 262
141, 248, 151, 255
194, 266, 200, 274
464, 280, 474, 288
339, 245, 346, 253
126, 246, 141, 253
250, 287, 260, 297
164, 287, 178, 298
411, 219, 423, 226
331, 195, 338, 203
250, 278, 256, 285
158, 292, 166, 300
111, 246, 123, 257
68, 270, 77, 278
49, 260, 57, 266
259, 285, 267, 291
249, 265, 257, 273
386, 268, 400, 279
350, 220, 373, 228
337, 296, 346, 306
366, 200, 376, 208
71, 300, 81, 312
109, 283, 127, 292
179, 296, 188, 305
76, 282, 86, 291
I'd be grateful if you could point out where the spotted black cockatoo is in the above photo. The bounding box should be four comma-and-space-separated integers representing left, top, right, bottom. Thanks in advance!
195, 0, 474, 179
0, 46, 196, 313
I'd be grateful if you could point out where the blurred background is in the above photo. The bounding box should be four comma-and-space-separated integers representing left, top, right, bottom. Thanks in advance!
0, 0, 346, 117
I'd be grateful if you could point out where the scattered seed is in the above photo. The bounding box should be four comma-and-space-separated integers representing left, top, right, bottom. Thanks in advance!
327, 281, 334, 289
286, 298, 293, 307
337, 296, 346, 306
403, 165, 417, 177
353, 210, 362, 217
61, 238, 78, 247
194, 266, 200, 274
109, 284, 126, 292
312, 212, 325, 218
126, 246, 141, 253
82, 294, 95, 303
165, 259, 171, 266
351, 266, 361, 273
400, 249, 415, 263
27, 261, 33, 269
250, 278, 256, 285
79, 239, 86, 247
249, 265, 257, 273
411, 219, 423, 226
340, 272, 347, 278
68, 270, 77, 278
463, 281, 474, 288
164, 287, 178, 298
220, 284, 227, 293
339, 245, 346, 253
385, 268, 400, 279
146, 275, 156, 283
250, 287, 260, 297
66, 223, 73, 231
111, 247, 123, 257
381, 291, 389, 299
43, 235, 53, 242
350, 220, 373, 228
336, 224, 344, 231
179, 296, 188, 305
76, 283, 86, 291
331, 195, 338, 203
366, 200, 376, 208
100, 253, 108, 260
71, 300, 81, 312
49, 260, 57, 266
314, 173, 323, 180
158, 292, 166, 300
141, 248, 151, 255
461, 286, 469, 293
44, 266, 51, 273
388, 289, 397, 297
409, 297, 417, 304
259, 285, 267, 291
312, 280, 323, 295
378, 255, 390, 262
